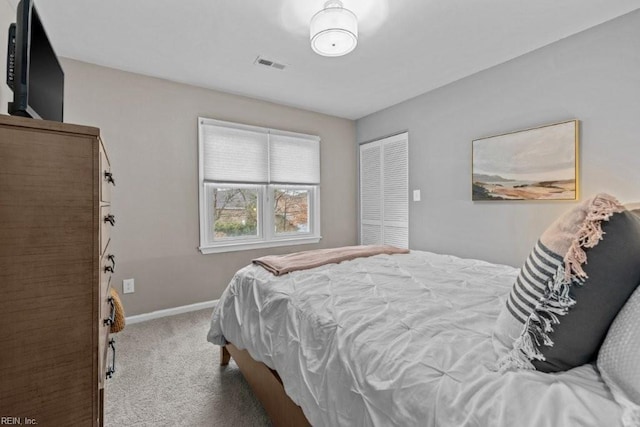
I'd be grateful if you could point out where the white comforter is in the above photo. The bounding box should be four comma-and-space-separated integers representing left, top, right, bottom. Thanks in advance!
207, 251, 623, 427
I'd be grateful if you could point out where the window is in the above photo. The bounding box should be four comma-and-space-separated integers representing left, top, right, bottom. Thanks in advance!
209, 185, 260, 241
198, 118, 321, 253
273, 187, 311, 234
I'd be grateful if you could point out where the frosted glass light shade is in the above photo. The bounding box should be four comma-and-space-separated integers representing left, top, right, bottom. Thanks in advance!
310, 1, 358, 57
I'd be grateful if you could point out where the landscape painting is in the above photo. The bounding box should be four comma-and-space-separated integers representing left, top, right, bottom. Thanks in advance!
472, 120, 578, 201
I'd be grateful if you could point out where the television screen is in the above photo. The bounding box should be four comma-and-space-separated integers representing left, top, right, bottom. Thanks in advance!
7, 0, 64, 122
28, 6, 64, 122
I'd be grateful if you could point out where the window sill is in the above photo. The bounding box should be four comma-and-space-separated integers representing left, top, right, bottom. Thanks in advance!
199, 236, 322, 254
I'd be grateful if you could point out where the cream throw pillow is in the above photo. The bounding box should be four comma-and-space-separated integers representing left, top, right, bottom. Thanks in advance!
598, 286, 640, 427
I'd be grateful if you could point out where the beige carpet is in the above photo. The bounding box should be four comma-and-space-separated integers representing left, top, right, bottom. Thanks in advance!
105, 309, 271, 427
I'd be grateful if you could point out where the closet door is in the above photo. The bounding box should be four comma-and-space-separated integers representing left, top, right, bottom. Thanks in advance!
359, 142, 383, 245
359, 133, 408, 248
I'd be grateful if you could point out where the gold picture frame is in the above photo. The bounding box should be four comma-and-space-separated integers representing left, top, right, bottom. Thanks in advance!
472, 120, 579, 201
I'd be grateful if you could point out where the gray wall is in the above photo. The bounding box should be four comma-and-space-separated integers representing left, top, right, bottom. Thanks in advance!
357, 10, 640, 267
61, 59, 357, 315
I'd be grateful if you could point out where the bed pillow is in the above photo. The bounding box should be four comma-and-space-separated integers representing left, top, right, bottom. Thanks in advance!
626, 202, 640, 216
494, 193, 640, 372
598, 286, 640, 427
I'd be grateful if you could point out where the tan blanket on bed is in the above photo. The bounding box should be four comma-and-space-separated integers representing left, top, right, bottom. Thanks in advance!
252, 245, 409, 276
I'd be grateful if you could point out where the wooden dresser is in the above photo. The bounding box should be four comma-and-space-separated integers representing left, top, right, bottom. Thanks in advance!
0, 115, 116, 426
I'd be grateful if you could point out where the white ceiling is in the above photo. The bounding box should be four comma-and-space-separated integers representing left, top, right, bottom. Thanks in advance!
15, 0, 640, 119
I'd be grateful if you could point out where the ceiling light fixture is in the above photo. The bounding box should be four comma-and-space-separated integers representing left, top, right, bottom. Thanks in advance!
310, 0, 358, 57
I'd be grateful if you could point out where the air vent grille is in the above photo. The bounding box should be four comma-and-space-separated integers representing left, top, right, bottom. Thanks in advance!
254, 56, 286, 71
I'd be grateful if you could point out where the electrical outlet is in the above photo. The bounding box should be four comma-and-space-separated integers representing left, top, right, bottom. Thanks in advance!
123, 278, 135, 294
413, 189, 421, 202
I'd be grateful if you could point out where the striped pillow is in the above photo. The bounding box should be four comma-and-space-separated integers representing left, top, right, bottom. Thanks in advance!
505, 240, 563, 325
494, 193, 640, 372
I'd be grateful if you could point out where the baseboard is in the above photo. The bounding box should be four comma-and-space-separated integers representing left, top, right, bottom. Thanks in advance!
126, 299, 218, 325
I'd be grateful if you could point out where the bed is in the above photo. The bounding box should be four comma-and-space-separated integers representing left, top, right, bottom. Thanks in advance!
207, 250, 624, 426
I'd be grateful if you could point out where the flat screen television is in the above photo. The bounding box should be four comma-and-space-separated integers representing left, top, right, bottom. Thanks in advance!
6, 0, 64, 122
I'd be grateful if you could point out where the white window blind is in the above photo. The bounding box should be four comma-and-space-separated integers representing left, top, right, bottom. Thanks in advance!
201, 122, 269, 183
200, 119, 320, 184
269, 132, 320, 184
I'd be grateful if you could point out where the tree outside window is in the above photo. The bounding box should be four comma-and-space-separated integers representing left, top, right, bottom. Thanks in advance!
274, 188, 309, 234
213, 188, 258, 238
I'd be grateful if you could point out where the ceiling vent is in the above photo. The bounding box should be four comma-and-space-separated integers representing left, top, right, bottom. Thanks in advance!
254, 56, 286, 71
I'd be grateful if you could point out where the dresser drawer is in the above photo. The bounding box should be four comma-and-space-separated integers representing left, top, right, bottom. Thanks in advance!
99, 333, 115, 389
100, 206, 114, 255
101, 252, 115, 301
99, 277, 112, 389
100, 142, 114, 203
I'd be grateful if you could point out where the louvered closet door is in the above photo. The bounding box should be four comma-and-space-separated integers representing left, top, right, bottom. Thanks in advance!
360, 143, 382, 245
359, 133, 409, 248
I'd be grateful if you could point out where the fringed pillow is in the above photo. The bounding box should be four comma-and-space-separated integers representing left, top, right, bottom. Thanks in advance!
598, 286, 640, 427
493, 193, 640, 372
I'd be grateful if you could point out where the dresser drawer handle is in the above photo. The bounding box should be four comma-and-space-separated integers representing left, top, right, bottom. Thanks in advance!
106, 338, 116, 379
104, 254, 116, 273
103, 297, 115, 326
104, 171, 116, 186
104, 214, 116, 226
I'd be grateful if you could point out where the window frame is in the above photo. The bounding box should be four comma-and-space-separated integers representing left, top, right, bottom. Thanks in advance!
198, 118, 322, 254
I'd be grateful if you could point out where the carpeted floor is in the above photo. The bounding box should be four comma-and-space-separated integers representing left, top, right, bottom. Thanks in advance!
104, 309, 271, 427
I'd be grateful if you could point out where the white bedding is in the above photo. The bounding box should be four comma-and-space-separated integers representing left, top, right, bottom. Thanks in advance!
207, 250, 623, 426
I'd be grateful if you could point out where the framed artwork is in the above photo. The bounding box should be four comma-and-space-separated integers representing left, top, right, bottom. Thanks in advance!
472, 120, 579, 201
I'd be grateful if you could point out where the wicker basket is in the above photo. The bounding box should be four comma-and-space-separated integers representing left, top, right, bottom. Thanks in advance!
110, 287, 126, 333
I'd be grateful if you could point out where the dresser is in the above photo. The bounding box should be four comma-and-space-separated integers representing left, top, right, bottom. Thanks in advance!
0, 115, 116, 426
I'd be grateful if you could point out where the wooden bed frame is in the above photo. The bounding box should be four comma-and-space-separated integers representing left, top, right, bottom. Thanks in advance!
221, 344, 311, 427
